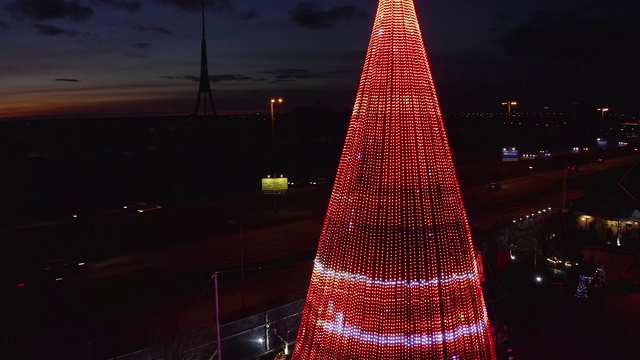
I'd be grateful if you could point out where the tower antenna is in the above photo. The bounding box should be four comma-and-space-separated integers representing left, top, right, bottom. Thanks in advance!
192, 0, 217, 119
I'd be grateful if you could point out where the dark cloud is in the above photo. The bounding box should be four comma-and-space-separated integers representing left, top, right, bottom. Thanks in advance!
9, 0, 93, 22
0, 20, 9, 29
135, 25, 171, 34
155, 0, 233, 12
259, 68, 348, 80
161, 74, 255, 83
276, 73, 313, 80
259, 68, 309, 75
209, 74, 252, 82
240, 9, 257, 21
35, 23, 65, 36
55, 78, 80, 82
498, 0, 640, 109
97, 0, 140, 12
181, 75, 199, 82
34, 24, 83, 37
500, 1, 640, 61
134, 42, 150, 49
290, 2, 367, 29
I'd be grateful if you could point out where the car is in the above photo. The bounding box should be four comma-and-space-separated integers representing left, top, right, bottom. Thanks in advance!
486, 183, 502, 191
42, 258, 87, 282
309, 178, 328, 186
567, 165, 578, 171
595, 158, 605, 164
123, 201, 163, 213
11, 258, 87, 289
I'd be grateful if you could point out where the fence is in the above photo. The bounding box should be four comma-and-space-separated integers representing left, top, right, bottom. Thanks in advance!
111, 299, 305, 360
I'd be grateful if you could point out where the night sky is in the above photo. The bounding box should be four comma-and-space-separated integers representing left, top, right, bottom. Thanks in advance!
1, 0, 639, 119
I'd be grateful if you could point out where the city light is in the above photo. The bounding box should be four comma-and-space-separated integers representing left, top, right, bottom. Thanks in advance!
597, 107, 609, 120
502, 101, 517, 124
270, 98, 284, 145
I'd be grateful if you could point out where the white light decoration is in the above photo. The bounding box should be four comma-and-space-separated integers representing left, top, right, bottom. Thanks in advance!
292, 0, 496, 358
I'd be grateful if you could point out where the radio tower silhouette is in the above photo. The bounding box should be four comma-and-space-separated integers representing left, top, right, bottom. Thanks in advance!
192, 0, 216, 118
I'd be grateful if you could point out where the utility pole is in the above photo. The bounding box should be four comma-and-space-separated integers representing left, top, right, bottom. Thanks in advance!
533, 237, 537, 272
562, 168, 567, 212
214, 272, 222, 360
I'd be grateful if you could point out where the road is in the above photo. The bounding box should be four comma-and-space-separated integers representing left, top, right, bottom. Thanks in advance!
3, 149, 639, 359
462, 153, 640, 232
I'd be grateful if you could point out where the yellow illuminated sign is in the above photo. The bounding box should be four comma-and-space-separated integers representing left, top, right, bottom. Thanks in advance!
261, 177, 288, 193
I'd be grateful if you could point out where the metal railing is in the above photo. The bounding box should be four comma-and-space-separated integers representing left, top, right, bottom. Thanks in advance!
111, 299, 304, 360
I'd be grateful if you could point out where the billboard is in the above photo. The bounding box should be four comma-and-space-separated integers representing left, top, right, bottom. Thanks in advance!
502, 147, 518, 162
261, 177, 288, 194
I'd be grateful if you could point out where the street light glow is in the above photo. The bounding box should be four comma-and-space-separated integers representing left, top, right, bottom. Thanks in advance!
270, 98, 284, 145
597, 107, 609, 120
502, 101, 517, 124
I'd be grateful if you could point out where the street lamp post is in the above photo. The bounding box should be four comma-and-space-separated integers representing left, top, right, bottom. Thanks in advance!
597, 107, 609, 120
269, 98, 284, 215
501, 101, 517, 124
534, 237, 537, 271
270, 98, 283, 146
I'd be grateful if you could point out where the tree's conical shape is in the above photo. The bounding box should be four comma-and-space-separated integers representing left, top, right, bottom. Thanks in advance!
292, 1, 496, 359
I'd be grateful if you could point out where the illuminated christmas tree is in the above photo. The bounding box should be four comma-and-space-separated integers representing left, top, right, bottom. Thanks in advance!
575, 275, 590, 299
292, 0, 496, 359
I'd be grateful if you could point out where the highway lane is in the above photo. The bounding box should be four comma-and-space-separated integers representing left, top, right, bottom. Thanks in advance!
4, 216, 323, 359
462, 154, 639, 232
4, 151, 639, 359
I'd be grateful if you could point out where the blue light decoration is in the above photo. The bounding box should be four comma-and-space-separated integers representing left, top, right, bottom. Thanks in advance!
575, 276, 590, 299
